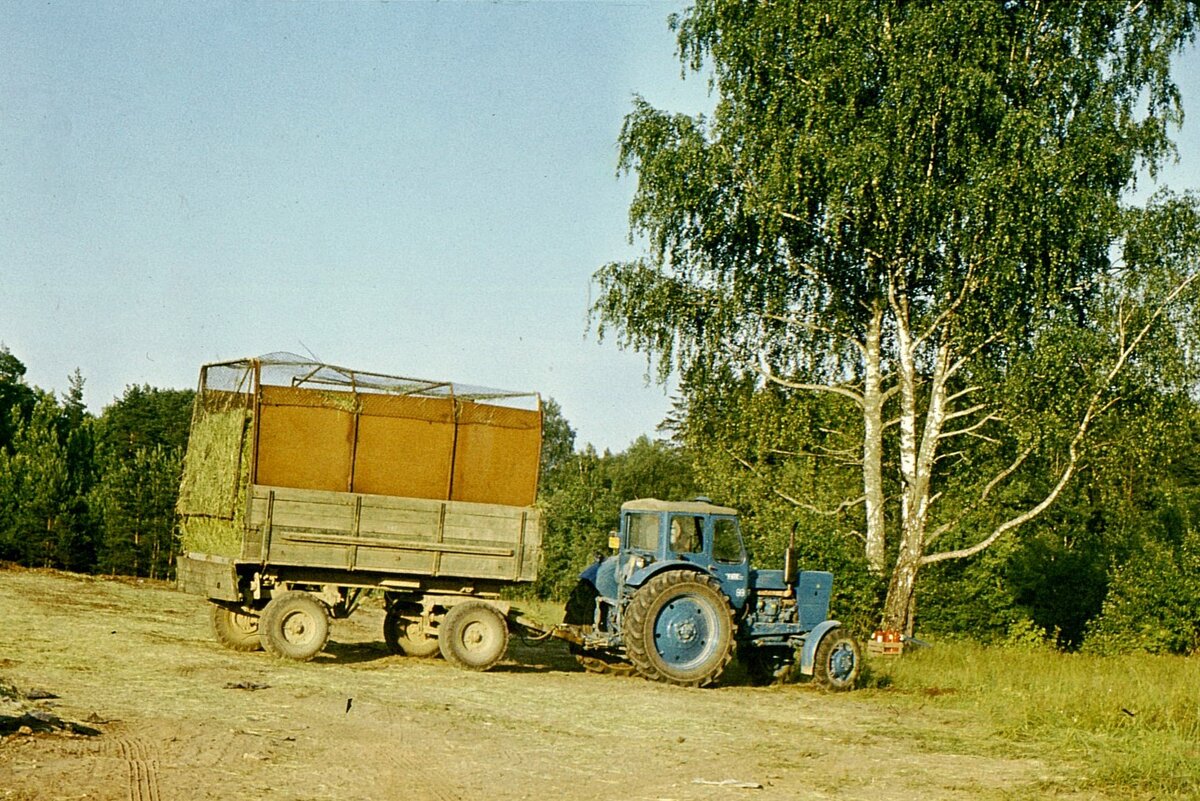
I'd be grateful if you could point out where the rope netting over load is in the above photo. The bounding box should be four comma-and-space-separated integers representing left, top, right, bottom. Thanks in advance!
178, 354, 543, 558
199, 352, 540, 408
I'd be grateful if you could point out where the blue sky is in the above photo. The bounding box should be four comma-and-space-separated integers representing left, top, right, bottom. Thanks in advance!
1, 0, 711, 451
4, 2, 1200, 451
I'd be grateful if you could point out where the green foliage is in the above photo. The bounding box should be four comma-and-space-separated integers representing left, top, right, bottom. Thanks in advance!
0, 394, 75, 567
1084, 531, 1200, 656
0, 344, 37, 453
535, 434, 697, 600
916, 392, 1200, 649
0, 348, 191, 579
92, 444, 184, 579
95, 384, 194, 463
539, 398, 575, 481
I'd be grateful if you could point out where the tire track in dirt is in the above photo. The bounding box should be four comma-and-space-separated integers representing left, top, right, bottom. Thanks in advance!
361, 696, 462, 801
102, 736, 162, 801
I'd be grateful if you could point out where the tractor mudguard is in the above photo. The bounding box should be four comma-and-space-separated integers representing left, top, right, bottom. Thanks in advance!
797, 620, 843, 676
579, 561, 601, 584
581, 557, 621, 599
626, 559, 708, 589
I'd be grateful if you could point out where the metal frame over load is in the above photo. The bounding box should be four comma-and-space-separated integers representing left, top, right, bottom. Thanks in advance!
177, 353, 543, 585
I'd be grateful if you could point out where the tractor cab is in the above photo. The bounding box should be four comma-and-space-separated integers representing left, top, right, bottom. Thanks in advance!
613, 498, 751, 609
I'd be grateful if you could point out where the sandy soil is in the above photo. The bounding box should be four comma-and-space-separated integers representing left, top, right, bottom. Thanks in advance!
0, 566, 1056, 801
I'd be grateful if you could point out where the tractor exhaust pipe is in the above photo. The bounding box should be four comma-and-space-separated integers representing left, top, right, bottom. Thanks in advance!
783, 522, 798, 585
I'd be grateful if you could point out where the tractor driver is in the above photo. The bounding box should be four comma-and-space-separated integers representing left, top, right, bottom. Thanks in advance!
670, 516, 703, 554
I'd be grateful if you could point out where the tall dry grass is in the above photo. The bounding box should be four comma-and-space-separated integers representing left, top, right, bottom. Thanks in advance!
864, 640, 1200, 798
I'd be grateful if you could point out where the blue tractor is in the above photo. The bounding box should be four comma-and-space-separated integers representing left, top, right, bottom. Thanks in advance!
560, 498, 861, 689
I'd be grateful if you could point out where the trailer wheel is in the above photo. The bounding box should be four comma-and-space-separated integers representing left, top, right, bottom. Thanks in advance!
260, 591, 330, 662
812, 630, 861, 691
438, 601, 508, 671
384, 604, 440, 658
625, 570, 734, 688
209, 602, 262, 652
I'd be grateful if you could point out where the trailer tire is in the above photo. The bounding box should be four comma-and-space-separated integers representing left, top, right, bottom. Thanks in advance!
209, 602, 262, 652
812, 629, 861, 691
260, 591, 330, 662
625, 570, 734, 688
438, 601, 508, 671
384, 604, 440, 658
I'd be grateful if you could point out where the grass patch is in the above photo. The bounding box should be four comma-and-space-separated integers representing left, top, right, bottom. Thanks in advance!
864, 640, 1200, 798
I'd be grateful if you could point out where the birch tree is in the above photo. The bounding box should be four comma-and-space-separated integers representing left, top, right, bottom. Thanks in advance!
593, 0, 1200, 632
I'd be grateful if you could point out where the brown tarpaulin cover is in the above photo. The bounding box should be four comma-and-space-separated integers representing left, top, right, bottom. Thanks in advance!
254, 385, 540, 507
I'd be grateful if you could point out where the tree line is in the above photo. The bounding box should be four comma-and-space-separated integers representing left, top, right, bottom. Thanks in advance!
0, 345, 191, 579
590, 0, 1200, 654
2, 343, 1195, 654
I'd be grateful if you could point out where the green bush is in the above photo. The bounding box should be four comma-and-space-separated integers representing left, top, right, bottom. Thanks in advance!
1083, 531, 1200, 656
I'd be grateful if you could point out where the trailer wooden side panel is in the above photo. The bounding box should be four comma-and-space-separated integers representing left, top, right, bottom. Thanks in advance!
243, 484, 541, 583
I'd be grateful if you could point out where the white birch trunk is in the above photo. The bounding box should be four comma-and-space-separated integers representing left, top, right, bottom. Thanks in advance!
861, 302, 887, 574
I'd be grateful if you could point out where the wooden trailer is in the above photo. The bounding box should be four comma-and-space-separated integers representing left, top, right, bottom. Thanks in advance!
176, 354, 544, 670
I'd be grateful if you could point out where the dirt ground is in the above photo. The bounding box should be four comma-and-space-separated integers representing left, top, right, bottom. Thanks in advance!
0, 566, 1059, 801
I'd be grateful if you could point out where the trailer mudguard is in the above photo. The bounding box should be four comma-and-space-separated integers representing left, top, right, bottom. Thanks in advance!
797, 620, 843, 676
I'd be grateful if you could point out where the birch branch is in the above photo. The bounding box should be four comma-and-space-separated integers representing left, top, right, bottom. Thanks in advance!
753, 360, 865, 406
922, 270, 1200, 564
730, 454, 866, 517
922, 445, 1033, 548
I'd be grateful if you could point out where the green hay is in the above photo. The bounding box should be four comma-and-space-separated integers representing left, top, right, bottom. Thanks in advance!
178, 406, 251, 557
312, 389, 359, 413
178, 408, 248, 517
178, 517, 243, 559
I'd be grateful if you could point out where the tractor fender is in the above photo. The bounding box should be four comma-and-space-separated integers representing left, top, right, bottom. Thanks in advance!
797, 620, 843, 676
579, 560, 601, 584
627, 559, 709, 589
581, 557, 622, 600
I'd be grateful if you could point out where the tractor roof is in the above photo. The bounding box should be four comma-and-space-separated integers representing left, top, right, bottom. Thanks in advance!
620, 498, 739, 517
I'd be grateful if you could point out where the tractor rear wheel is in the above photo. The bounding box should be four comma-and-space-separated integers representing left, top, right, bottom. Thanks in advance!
260, 591, 330, 662
383, 603, 440, 658
624, 570, 734, 688
438, 601, 509, 671
564, 579, 635, 676
812, 630, 862, 691
209, 602, 262, 652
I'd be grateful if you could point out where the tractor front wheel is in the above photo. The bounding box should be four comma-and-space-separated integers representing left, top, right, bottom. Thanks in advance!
812, 630, 862, 691
624, 570, 734, 688
564, 579, 635, 676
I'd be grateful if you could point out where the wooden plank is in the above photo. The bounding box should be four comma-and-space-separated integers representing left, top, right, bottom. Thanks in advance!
277, 530, 514, 557
243, 484, 539, 582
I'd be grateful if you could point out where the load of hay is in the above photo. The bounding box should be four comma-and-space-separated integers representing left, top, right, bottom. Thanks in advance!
177, 405, 251, 558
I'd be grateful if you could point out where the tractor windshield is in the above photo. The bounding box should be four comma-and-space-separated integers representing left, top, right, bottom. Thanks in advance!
712, 518, 745, 564
627, 513, 659, 552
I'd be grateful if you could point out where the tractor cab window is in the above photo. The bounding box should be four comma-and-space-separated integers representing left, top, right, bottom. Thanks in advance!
669, 515, 704, 554
712, 518, 745, 564
627, 513, 659, 552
